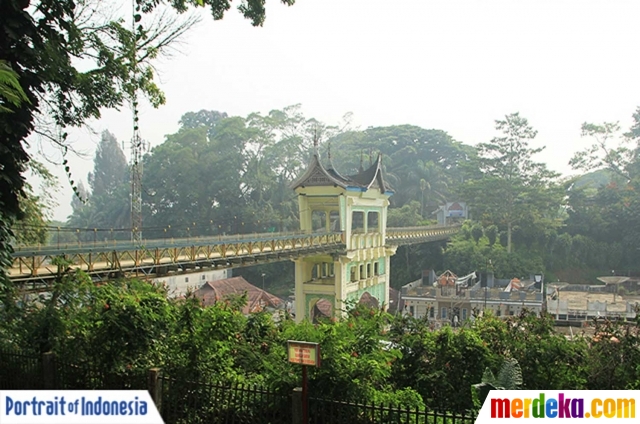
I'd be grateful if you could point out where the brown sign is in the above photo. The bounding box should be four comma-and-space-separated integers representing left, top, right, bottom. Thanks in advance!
287, 340, 321, 367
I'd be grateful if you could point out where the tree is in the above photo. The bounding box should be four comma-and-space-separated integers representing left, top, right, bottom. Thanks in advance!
570, 122, 635, 182
179, 110, 229, 133
142, 117, 250, 235
0, 0, 294, 299
328, 125, 467, 210
66, 131, 131, 235
89, 131, 129, 199
10, 161, 57, 245
471, 223, 484, 244
0, 0, 197, 293
461, 113, 560, 253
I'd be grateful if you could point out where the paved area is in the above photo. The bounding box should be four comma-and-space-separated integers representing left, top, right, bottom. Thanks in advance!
559, 291, 628, 313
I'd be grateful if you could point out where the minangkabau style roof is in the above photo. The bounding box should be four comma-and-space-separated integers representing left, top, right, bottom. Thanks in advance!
291, 149, 393, 194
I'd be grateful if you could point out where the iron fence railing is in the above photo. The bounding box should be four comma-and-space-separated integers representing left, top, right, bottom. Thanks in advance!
0, 348, 477, 424
309, 397, 476, 424
0, 348, 43, 389
55, 358, 147, 390
160, 376, 290, 424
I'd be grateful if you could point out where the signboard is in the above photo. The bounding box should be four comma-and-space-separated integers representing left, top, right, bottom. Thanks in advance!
287, 341, 321, 367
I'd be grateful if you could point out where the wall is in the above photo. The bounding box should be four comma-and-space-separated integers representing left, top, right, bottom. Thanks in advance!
153, 269, 231, 298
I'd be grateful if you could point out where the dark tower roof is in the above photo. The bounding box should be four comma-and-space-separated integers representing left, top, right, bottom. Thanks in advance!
291, 150, 393, 194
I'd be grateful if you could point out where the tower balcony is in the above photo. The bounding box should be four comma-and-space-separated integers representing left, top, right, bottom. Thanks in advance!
304, 276, 335, 286
347, 275, 383, 291
349, 232, 384, 250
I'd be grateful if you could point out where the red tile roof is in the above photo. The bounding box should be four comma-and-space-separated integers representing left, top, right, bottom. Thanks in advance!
194, 276, 283, 314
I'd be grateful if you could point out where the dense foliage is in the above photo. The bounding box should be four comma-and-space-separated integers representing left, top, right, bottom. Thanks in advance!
2, 274, 640, 413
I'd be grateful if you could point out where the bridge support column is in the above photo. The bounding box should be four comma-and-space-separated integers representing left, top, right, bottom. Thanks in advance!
334, 258, 348, 319
294, 259, 306, 321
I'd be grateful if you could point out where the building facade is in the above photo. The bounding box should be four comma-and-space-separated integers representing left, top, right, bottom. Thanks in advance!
401, 271, 544, 325
290, 147, 395, 322
152, 269, 231, 298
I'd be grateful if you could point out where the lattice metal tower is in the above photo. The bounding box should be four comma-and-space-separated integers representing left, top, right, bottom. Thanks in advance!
129, 0, 146, 243
129, 132, 147, 243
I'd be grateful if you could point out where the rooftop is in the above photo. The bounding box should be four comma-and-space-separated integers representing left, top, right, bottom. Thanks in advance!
291, 149, 392, 193
193, 276, 284, 314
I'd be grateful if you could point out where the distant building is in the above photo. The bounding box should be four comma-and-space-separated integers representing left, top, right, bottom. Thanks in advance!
153, 269, 231, 298
193, 276, 284, 315
400, 270, 544, 325
546, 282, 639, 321
432, 202, 469, 225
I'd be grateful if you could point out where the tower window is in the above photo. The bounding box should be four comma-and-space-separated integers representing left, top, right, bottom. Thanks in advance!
352, 211, 365, 233
367, 211, 379, 233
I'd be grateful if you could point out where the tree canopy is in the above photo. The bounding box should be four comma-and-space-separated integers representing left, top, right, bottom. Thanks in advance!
0, 0, 295, 297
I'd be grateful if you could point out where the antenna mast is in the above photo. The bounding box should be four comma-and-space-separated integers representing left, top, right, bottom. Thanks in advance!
129, 0, 145, 243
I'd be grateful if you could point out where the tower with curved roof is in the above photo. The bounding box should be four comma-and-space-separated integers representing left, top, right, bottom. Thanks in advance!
290, 145, 395, 322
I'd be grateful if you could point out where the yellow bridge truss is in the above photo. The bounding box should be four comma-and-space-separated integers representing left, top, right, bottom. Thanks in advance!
9, 225, 460, 286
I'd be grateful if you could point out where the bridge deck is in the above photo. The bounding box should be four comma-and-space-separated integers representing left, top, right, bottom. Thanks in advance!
9, 225, 460, 284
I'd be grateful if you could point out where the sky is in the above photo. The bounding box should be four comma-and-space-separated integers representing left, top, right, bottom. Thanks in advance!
31, 0, 640, 222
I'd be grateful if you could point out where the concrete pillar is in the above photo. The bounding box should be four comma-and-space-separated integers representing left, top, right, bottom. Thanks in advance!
292, 388, 303, 424
298, 196, 311, 232
42, 352, 56, 389
294, 259, 306, 322
335, 259, 347, 318
147, 368, 162, 411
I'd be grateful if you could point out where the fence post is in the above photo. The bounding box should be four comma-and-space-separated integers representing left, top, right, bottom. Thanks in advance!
42, 352, 56, 389
147, 368, 162, 412
292, 387, 303, 424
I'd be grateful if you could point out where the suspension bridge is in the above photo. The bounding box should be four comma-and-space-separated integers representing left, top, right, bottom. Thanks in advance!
10, 146, 466, 320
9, 224, 460, 286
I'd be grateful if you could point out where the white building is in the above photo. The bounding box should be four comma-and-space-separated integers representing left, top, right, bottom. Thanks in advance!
152, 268, 231, 298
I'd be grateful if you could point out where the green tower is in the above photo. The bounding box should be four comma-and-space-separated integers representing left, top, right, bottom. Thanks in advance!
290, 148, 395, 322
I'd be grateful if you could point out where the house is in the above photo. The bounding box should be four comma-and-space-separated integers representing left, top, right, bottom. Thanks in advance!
193, 276, 283, 315
432, 202, 469, 225
153, 269, 231, 298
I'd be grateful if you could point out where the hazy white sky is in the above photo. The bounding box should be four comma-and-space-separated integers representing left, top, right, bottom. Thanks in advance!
33, 0, 640, 221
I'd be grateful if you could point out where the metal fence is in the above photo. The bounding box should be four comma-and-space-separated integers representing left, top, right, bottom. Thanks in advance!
0, 349, 476, 424
309, 397, 476, 424
160, 376, 290, 424
0, 350, 146, 391
0, 348, 43, 389
55, 358, 147, 390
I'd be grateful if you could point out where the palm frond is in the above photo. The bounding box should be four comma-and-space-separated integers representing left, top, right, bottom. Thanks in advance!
497, 357, 523, 390
0, 60, 30, 111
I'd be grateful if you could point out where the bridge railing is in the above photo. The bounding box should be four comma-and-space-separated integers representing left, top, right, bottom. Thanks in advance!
386, 223, 462, 232
12, 224, 462, 255
11, 229, 342, 256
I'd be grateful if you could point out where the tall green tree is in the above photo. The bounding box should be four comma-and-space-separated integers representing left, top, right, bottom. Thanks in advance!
570, 122, 635, 182
67, 131, 131, 234
142, 116, 250, 235
461, 113, 560, 253
564, 109, 640, 272
89, 131, 129, 199
0, 0, 293, 299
